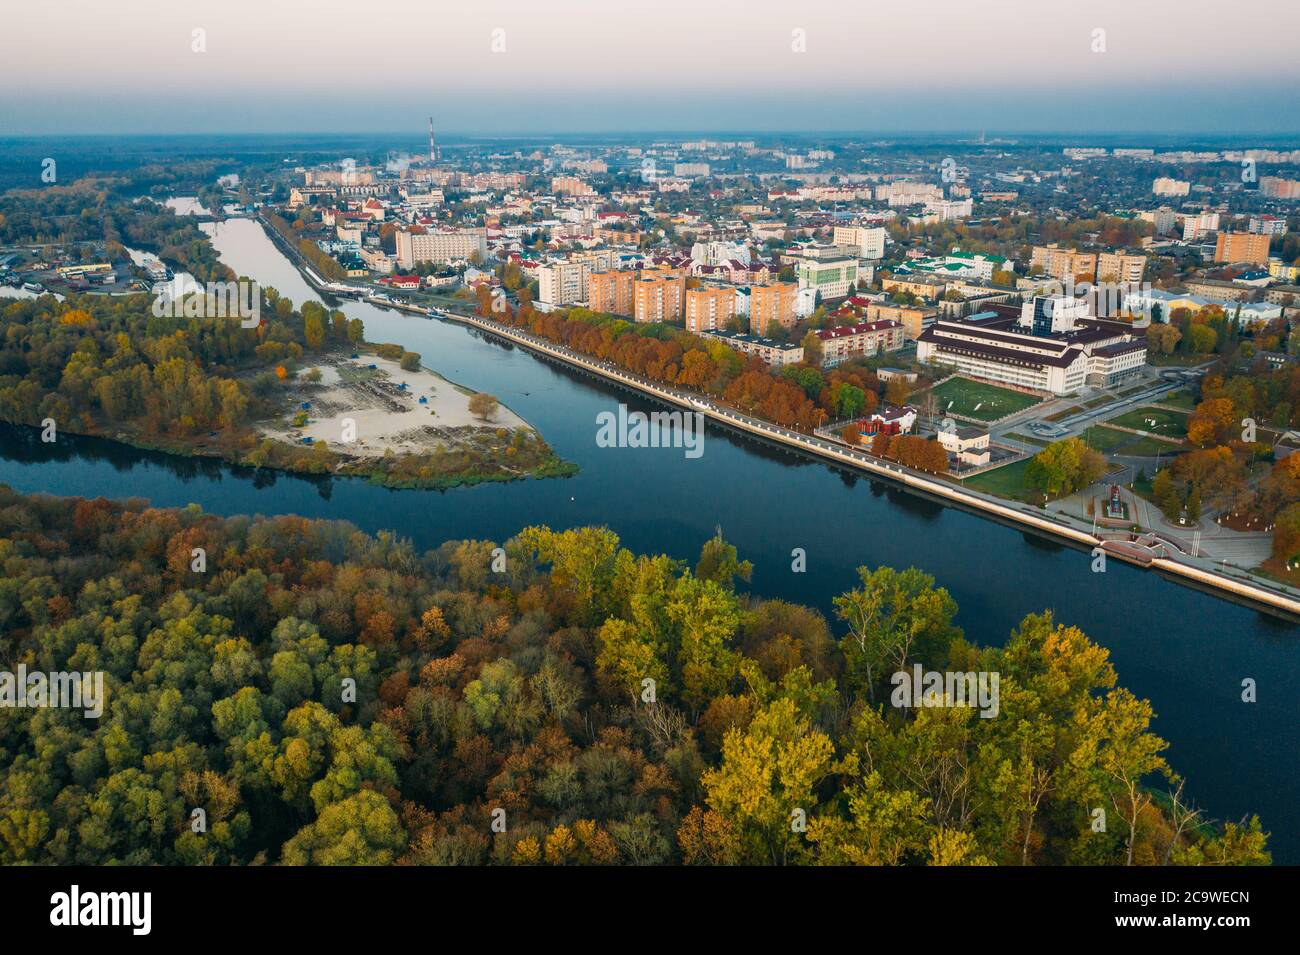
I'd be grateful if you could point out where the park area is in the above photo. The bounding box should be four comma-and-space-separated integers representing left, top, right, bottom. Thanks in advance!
926, 376, 1043, 422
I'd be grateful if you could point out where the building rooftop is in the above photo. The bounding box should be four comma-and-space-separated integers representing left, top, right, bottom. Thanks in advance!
816, 320, 902, 340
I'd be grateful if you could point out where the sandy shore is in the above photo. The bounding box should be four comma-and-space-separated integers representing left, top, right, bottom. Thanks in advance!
259, 354, 530, 457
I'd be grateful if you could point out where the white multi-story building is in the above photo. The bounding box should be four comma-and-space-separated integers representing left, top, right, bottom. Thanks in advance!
1249, 215, 1288, 236
1153, 177, 1191, 197
1139, 207, 1177, 234
795, 286, 818, 319
538, 260, 589, 307
396, 228, 488, 267
690, 240, 751, 267
703, 330, 803, 366
833, 225, 887, 259
1181, 211, 1220, 241
923, 197, 974, 221
915, 299, 1146, 395
877, 181, 944, 206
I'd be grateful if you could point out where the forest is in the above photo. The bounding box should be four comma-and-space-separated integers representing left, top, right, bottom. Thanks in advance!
0, 292, 571, 489
0, 486, 1269, 865
0, 162, 237, 285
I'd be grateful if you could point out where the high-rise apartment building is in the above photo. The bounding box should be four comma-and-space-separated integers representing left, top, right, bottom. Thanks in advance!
588, 270, 636, 317
1215, 231, 1271, 266
684, 284, 735, 333
1096, 252, 1147, 283
1030, 244, 1097, 281
1260, 177, 1300, 199
833, 225, 887, 259
748, 282, 798, 335
551, 176, 596, 197
538, 261, 589, 307
633, 269, 686, 324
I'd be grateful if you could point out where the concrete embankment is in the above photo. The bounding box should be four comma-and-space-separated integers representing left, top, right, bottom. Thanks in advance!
436, 307, 1300, 621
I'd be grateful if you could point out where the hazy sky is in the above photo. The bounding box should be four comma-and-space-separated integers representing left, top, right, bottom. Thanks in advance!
2, 0, 1297, 136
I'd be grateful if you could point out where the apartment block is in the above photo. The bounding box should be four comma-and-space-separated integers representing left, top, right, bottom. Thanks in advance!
684, 284, 735, 333
1181, 211, 1220, 241
588, 269, 636, 317
866, 302, 938, 341
748, 282, 798, 335
1096, 252, 1147, 283
1030, 244, 1098, 281
1269, 259, 1300, 283
832, 225, 887, 259
815, 320, 905, 367
538, 261, 589, 307
1215, 231, 1271, 266
1249, 215, 1288, 236
570, 248, 616, 272
1260, 177, 1300, 199
1153, 177, 1191, 197
551, 176, 596, 197
633, 270, 686, 324
704, 330, 804, 367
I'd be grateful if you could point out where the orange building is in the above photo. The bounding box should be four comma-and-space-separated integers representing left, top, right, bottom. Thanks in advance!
684, 285, 735, 333
1215, 231, 1271, 266
592, 226, 643, 246
588, 270, 636, 317
748, 282, 798, 335
633, 269, 686, 324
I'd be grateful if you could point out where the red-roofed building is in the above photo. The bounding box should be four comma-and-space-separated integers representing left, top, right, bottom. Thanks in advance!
815, 320, 905, 367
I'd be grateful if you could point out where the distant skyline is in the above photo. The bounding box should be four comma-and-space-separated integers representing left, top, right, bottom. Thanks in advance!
3, 0, 1298, 136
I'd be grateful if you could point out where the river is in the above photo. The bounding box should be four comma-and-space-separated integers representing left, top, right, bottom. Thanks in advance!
1, 213, 1296, 860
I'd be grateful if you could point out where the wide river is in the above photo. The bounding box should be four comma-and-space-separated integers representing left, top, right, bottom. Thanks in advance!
2, 215, 1296, 860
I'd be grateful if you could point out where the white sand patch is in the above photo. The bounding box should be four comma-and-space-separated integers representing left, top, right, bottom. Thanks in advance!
259, 354, 530, 457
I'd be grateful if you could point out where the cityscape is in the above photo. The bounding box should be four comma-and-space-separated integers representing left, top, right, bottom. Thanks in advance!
0, 0, 1295, 935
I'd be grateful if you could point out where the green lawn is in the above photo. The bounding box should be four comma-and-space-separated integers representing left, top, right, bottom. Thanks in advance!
927, 377, 1043, 422
1148, 353, 1209, 367
1082, 426, 1182, 457
963, 458, 1038, 501
1080, 426, 1134, 454
1158, 390, 1196, 410
1107, 406, 1189, 439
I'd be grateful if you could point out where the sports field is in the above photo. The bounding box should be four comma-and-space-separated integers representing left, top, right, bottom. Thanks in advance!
928, 377, 1042, 421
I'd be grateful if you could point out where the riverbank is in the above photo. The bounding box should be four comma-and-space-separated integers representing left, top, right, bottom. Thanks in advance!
249, 210, 1300, 618
435, 305, 1300, 620
258, 354, 531, 457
